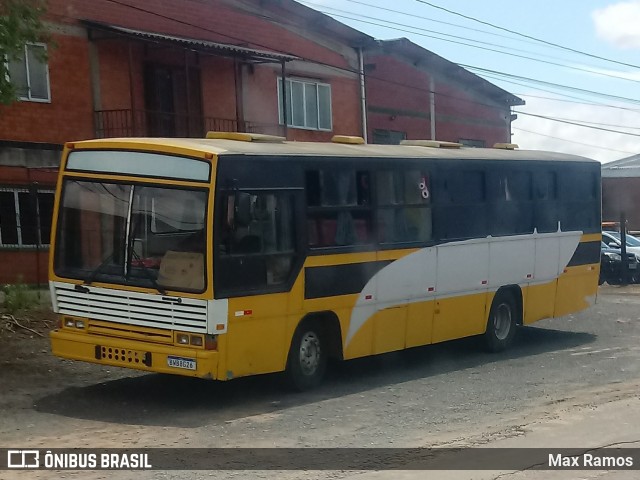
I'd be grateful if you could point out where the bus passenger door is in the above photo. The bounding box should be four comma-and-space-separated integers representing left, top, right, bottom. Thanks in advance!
432, 241, 489, 343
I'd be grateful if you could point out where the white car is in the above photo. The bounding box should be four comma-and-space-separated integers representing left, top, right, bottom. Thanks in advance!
602, 231, 640, 258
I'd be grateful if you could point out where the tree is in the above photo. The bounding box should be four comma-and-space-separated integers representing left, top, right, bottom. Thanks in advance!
0, 0, 49, 105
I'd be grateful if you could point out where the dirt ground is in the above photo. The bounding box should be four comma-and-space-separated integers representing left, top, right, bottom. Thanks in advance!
1, 287, 640, 479
0, 308, 136, 416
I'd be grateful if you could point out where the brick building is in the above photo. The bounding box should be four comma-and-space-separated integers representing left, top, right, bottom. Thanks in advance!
363, 39, 523, 145
602, 155, 640, 231
0, 0, 522, 285
0, 0, 372, 284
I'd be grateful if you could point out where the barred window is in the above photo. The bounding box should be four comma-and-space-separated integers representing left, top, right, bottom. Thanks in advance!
0, 188, 54, 247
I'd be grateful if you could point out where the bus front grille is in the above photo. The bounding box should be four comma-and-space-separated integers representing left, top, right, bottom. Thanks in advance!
52, 282, 208, 334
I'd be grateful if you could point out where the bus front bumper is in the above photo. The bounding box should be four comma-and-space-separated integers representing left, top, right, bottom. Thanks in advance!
50, 329, 219, 379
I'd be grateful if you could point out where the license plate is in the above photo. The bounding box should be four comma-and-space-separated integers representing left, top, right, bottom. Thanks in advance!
167, 356, 196, 370
630, 264, 637, 270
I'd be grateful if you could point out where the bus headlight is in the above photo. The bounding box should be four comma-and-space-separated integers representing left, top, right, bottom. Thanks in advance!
62, 316, 87, 330
174, 332, 204, 347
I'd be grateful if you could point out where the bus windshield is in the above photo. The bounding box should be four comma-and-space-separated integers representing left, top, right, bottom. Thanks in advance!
54, 179, 207, 292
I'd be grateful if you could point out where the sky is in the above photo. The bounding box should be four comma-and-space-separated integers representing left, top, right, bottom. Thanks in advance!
301, 0, 640, 163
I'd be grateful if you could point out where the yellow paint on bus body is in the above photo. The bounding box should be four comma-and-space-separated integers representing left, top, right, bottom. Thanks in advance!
405, 300, 435, 348
48, 138, 601, 381
555, 265, 599, 318
50, 329, 219, 378
432, 292, 488, 343
50, 254, 600, 381
523, 281, 558, 325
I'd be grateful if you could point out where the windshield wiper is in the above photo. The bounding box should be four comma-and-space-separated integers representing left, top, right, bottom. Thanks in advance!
131, 250, 167, 295
83, 252, 116, 286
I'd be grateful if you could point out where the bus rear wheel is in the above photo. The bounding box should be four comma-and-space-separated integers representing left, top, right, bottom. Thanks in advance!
484, 291, 518, 352
285, 322, 327, 391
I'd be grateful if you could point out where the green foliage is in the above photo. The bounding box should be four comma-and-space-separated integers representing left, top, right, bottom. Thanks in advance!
1, 280, 38, 314
0, 0, 50, 105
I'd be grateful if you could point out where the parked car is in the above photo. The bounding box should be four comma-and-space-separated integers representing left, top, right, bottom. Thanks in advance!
600, 241, 639, 285
602, 231, 640, 257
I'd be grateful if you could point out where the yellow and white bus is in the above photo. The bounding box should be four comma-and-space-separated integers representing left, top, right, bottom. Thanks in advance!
49, 133, 601, 390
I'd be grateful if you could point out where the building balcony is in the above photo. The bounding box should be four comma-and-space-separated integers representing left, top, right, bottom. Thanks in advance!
94, 109, 284, 139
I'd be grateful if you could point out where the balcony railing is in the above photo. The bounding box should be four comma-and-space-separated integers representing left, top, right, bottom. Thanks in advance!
94, 109, 284, 138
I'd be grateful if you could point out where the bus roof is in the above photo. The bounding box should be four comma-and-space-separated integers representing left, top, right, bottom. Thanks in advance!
69, 137, 597, 163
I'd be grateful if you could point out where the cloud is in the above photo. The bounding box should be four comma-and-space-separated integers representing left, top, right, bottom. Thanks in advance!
512, 94, 640, 163
592, 1, 640, 49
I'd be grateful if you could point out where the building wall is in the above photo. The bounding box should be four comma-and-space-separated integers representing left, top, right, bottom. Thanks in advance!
241, 61, 361, 140
201, 57, 238, 121
0, 0, 366, 284
0, 165, 58, 185
35, 0, 362, 140
46, 0, 359, 71
365, 51, 512, 146
365, 54, 431, 141
0, 251, 50, 285
95, 40, 136, 112
434, 80, 510, 146
0, 33, 94, 145
602, 177, 640, 231
0, 1, 520, 285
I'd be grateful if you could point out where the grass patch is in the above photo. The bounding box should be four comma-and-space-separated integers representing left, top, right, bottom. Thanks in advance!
1, 280, 40, 315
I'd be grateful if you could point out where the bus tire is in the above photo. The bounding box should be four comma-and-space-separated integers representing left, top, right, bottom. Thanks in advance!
484, 290, 518, 352
285, 321, 327, 391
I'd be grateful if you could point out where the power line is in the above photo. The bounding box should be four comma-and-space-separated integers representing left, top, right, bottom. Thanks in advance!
413, 0, 640, 71
344, 0, 543, 47
99, 0, 640, 143
463, 64, 640, 105
477, 72, 640, 114
104, 0, 640, 111
522, 115, 640, 131
100, 0, 521, 110
311, 0, 626, 75
513, 127, 639, 155
517, 92, 640, 111
514, 111, 640, 138
311, 7, 640, 86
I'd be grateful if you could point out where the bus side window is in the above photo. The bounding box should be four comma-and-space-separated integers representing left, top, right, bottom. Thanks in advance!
219, 191, 297, 291
306, 169, 373, 247
434, 169, 487, 240
377, 170, 432, 244
489, 171, 533, 236
559, 169, 599, 232
533, 171, 558, 233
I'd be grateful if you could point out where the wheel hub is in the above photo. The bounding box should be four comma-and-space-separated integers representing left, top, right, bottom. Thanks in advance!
494, 303, 512, 341
299, 332, 321, 375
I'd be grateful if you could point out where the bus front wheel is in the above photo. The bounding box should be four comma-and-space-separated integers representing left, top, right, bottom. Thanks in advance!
484, 291, 518, 352
285, 322, 327, 391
